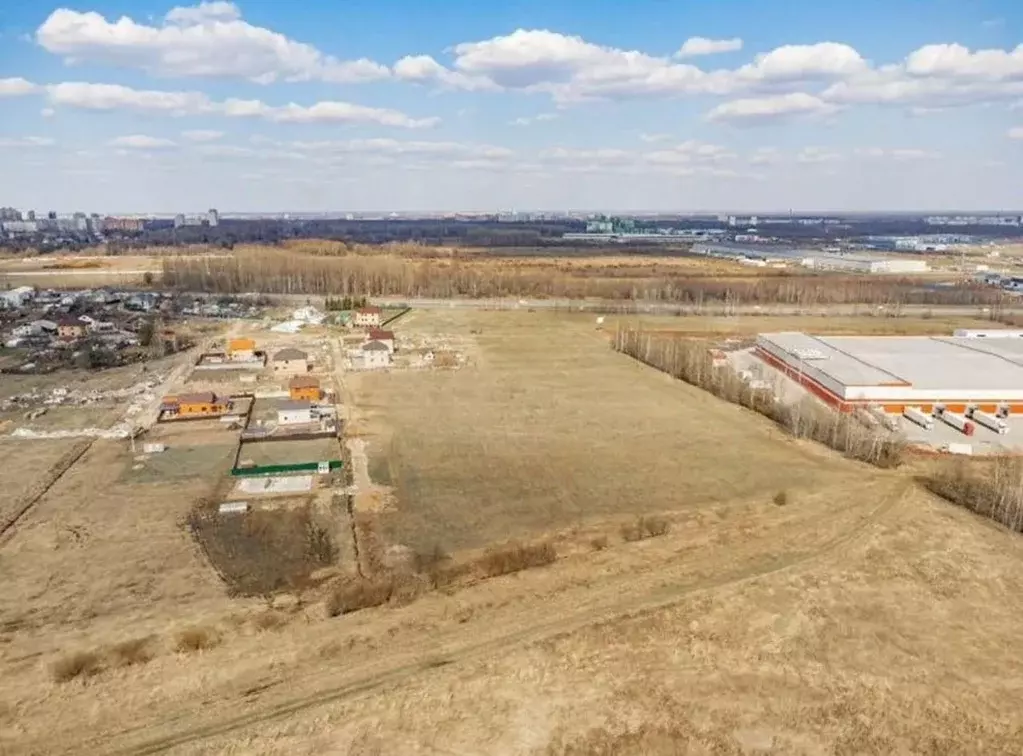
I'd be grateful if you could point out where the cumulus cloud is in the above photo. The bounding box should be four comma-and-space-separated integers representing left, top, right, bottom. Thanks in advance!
38, 81, 437, 128
796, 146, 843, 163
108, 135, 177, 149
854, 147, 940, 160
510, 112, 558, 125
676, 36, 743, 58
36, 4, 390, 84
0, 77, 38, 96
1009, 127, 1023, 139
707, 92, 838, 122
0, 136, 55, 148
181, 129, 224, 142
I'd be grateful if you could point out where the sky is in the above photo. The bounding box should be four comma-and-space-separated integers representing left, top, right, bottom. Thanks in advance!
0, 0, 1021, 213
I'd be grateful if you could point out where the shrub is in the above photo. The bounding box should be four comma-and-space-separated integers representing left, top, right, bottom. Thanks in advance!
621, 516, 671, 543
773, 490, 789, 507
174, 626, 219, 653
477, 541, 557, 578
325, 578, 394, 617
590, 534, 609, 551
251, 611, 288, 632
51, 651, 102, 683
108, 637, 154, 667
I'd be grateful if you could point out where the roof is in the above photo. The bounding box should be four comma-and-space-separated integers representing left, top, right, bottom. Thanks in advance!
273, 348, 308, 361
228, 337, 255, 349
175, 391, 221, 405
363, 340, 390, 352
289, 375, 320, 388
356, 306, 382, 315
278, 399, 312, 411
368, 328, 394, 340
759, 332, 1023, 392
58, 317, 85, 328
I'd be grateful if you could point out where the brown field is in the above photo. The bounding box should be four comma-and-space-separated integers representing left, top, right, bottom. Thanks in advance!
4, 309, 1023, 754
0, 438, 83, 526
607, 311, 997, 338
237, 437, 340, 467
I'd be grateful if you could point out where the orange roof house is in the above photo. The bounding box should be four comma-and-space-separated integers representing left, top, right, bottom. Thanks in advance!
227, 337, 255, 355
160, 391, 231, 417
289, 375, 322, 402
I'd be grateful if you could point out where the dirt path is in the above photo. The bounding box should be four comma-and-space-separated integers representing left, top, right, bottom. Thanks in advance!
88, 477, 912, 755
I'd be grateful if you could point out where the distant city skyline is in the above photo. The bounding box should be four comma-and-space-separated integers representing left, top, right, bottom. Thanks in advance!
0, 0, 1021, 211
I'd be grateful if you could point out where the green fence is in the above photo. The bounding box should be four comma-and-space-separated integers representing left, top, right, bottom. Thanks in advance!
230, 460, 343, 477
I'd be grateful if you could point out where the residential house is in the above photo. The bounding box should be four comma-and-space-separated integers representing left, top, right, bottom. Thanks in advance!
227, 337, 256, 360
366, 328, 395, 353
160, 391, 232, 418
0, 286, 34, 309
289, 375, 322, 402
353, 306, 382, 327
360, 340, 391, 369
57, 317, 88, 340
277, 399, 313, 425
32, 319, 57, 334
272, 347, 310, 375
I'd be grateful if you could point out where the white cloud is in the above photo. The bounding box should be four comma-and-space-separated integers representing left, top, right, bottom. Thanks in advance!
36, 5, 390, 84
38, 81, 437, 128
0, 77, 38, 96
510, 112, 558, 126
108, 135, 177, 149
47, 82, 212, 114
904, 43, 1023, 80
676, 37, 743, 58
707, 92, 837, 122
854, 147, 940, 160
1009, 127, 1023, 140
40, 107, 56, 117
0, 136, 55, 148
164, 1, 241, 25
392, 55, 495, 91
735, 43, 868, 83
181, 129, 224, 142
796, 146, 842, 163
749, 147, 782, 165
638, 133, 672, 143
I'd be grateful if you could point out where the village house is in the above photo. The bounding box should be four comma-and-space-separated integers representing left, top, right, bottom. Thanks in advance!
272, 347, 310, 375
360, 340, 391, 370
160, 391, 232, 418
277, 399, 313, 425
289, 375, 322, 402
227, 337, 256, 361
353, 306, 382, 327
57, 317, 88, 340
366, 328, 395, 353
0, 286, 34, 310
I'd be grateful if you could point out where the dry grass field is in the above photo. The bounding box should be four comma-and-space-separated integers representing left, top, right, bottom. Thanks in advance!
0, 438, 82, 526
347, 309, 863, 555
5, 308, 1023, 754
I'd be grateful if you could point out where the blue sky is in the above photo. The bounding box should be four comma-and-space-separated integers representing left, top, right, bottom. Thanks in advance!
0, 0, 1021, 213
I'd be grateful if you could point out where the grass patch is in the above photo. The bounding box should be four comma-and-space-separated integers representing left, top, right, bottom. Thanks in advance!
51, 650, 103, 683
251, 611, 289, 632
621, 516, 671, 543
590, 534, 609, 551
174, 626, 219, 653
773, 490, 790, 507
325, 578, 396, 617
108, 636, 154, 668
478, 541, 557, 578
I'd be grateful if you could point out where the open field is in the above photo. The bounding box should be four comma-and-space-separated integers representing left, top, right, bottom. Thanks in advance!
6, 309, 1023, 753
606, 311, 998, 338
237, 437, 340, 467
0, 438, 83, 526
347, 309, 864, 555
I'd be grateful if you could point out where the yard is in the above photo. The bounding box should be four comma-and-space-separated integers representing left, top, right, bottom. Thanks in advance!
237, 437, 340, 468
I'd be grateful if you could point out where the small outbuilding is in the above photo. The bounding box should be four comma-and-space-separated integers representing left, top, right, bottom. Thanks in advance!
228, 337, 256, 360
289, 375, 322, 402
272, 347, 310, 375
57, 317, 88, 340
277, 399, 314, 425
354, 306, 382, 327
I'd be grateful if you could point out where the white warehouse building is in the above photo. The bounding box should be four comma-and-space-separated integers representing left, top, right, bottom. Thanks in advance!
800, 255, 929, 274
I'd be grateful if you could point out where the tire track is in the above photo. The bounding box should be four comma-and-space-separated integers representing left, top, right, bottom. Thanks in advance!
94, 478, 911, 756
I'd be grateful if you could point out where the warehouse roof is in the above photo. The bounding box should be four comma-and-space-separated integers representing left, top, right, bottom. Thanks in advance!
759, 332, 1023, 391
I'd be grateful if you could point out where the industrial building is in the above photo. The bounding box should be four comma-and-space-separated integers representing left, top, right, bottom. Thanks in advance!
755, 331, 1023, 415
800, 254, 929, 274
